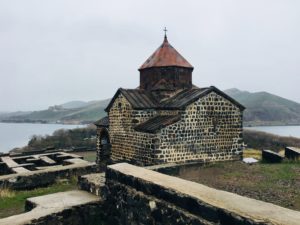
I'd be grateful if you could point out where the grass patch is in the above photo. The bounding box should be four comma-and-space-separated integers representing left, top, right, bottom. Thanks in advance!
0, 189, 15, 198
172, 160, 300, 210
259, 161, 300, 180
76, 151, 97, 162
0, 177, 77, 219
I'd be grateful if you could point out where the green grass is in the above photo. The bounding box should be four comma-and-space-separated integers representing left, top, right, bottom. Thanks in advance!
225, 88, 300, 125
76, 151, 97, 162
259, 161, 300, 181
7, 98, 110, 123
172, 160, 300, 210
0, 177, 78, 219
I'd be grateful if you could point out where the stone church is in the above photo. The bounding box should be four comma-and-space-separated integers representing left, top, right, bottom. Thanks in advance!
95, 34, 245, 166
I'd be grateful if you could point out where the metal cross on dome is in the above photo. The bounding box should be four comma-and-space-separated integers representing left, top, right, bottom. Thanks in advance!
163, 27, 168, 37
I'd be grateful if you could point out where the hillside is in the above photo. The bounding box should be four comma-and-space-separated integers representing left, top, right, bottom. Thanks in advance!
2, 89, 300, 126
0, 111, 32, 120
60, 101, 91, 109
1, 99, 110, 124
225, 88, 300, 126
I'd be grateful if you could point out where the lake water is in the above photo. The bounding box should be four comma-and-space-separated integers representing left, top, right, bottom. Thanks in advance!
0, 123, 85, 153
1, 123, 299, 153
245, 126, 300, 138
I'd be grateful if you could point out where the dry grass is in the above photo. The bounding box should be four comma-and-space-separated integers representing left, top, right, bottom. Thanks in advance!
278, 149, 285, 156
243, 148, 262, 159
0, 178, 77, 218
0, 189, 15, 198
243, 148, 286, 160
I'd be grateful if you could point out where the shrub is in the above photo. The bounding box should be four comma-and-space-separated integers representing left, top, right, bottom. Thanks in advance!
244, 130, 300, 152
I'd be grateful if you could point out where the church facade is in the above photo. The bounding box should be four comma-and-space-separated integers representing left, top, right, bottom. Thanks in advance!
95, 35, 245, 166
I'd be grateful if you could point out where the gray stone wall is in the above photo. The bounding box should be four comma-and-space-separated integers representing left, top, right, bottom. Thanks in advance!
140, 66, 193, 91
0, 164, 97, 190
96, 128, 101, 164
105, 91, 243, 166
102, 163, 300, 225
108, 94, 158, 165
157, 92, 243, 163
24, 202, 104, 225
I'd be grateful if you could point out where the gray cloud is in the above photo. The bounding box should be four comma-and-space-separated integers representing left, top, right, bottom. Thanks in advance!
0, 0, 299, 111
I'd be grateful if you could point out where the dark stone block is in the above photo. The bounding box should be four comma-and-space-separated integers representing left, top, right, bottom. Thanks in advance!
262, 150, 283, 163
285, 147, 300, 160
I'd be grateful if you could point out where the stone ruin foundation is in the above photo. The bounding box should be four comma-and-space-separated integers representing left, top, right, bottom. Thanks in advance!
0, 152, 97, 190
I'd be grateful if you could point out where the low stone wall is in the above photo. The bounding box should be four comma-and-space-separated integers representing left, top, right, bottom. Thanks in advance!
24, 202, 104, 225
103, 163, 300, 225
78, 173, 106, 196
0, 164, 97, 190
0, 190, 103, 225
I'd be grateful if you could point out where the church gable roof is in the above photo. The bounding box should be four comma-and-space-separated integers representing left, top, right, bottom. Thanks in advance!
204, 86, 246, 110
105, 88, 158, 112
161, 86, 245, 110
134, 115, 181, 133
139, 36, 193, 70
105, 86, 245, 112
94, 116, 109, 127
160, 88, 209, 108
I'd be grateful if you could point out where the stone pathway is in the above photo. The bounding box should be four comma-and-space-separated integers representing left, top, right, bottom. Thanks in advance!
0, 190, 100, 225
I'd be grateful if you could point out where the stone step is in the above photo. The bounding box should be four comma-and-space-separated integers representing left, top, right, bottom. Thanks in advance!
58, 152, 84, 159
64, 158, 89, 165
11, 167, 30, 174
39, 156, 56, 164
78, 173, 106, 196
285, 147, 300, 160
262, 150, 283, 163
0, 190, 101, 225
1, 156, 19, 168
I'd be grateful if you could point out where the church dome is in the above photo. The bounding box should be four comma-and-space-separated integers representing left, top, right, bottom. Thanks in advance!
139, 36, 193, 70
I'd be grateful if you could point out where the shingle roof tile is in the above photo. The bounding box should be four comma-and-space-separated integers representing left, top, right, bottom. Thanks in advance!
105, 86, 245, 112
139, 37, 193, 70
94, 116, 109, 127
134, 115, 181, 133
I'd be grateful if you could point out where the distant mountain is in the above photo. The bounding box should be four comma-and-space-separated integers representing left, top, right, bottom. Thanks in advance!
1, 99, 110, 124
225, 88, 300, 126
0, 111, 32, 120
59, 101, 90, 109
2, 89, 300, 126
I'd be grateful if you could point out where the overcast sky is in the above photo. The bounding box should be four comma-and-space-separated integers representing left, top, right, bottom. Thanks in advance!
0, 0, 299, 111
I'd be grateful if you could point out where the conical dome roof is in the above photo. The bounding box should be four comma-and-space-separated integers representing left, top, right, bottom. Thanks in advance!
139, 36, 193, 70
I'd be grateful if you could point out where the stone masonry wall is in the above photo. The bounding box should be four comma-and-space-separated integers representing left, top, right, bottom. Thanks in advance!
24, 202, 104, 225
108, 94, 158, 165
102, 163, 300, 225
96, 128, 101, 164
156, 91, 243, 163
140, 67, 193, 91
0, 164, 97, 190
107, 91, 243, 166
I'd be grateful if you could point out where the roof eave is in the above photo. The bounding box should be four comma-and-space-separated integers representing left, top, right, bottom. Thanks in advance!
138, 65, 194, 71
208, 86, 246, 111
104, 88, 123, 112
